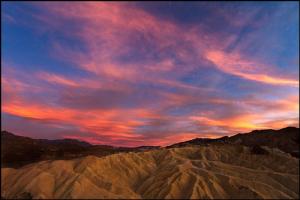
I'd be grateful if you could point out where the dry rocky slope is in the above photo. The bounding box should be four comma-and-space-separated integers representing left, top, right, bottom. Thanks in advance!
2, 145, 299, 199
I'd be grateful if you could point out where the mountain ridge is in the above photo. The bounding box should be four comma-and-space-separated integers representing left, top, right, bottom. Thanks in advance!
1, 127, 299, 168
167, 127, 299, 156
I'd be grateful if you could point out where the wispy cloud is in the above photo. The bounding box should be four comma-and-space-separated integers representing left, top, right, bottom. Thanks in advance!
206, 50, 299, 87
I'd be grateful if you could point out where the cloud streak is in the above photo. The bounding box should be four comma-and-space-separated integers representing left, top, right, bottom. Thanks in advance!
206, 50, 299, 87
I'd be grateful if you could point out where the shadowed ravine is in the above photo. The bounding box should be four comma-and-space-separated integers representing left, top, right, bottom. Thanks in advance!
1, 145, 299, 199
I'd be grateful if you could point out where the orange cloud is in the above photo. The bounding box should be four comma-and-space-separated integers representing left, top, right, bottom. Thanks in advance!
2, 96, 151, 143
190, 94, 299, 133
190, 114, 261, 132
257, 118, 299, 129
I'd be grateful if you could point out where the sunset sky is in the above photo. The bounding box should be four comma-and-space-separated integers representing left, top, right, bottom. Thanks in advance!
2, 2, 299, 147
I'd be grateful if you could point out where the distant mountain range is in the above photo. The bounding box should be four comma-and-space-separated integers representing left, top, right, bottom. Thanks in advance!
1, 131, 160, 168
1, 127, 299, 168
167, 127, 299, 157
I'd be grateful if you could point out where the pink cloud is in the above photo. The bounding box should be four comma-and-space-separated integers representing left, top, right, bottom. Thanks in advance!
205, 50, 299, 87
36, 72, 80, 87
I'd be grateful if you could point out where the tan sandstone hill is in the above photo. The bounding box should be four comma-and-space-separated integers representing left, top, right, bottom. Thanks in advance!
1, 145, 299, 199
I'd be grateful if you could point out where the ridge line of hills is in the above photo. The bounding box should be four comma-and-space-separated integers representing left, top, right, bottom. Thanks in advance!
1, 126, 299, 168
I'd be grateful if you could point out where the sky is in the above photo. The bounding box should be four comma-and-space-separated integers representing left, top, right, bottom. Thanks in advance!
1, 2, 299, 147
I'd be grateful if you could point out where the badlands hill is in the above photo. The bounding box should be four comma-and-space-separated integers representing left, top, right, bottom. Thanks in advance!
1, 145, 299, 199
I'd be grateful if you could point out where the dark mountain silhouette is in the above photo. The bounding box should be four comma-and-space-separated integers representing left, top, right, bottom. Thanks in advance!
167, 127, 299, 157
166, 136, 230, 147
1, 131, 160, 168
1, 127, 299, 168
38, 138, 92, 147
